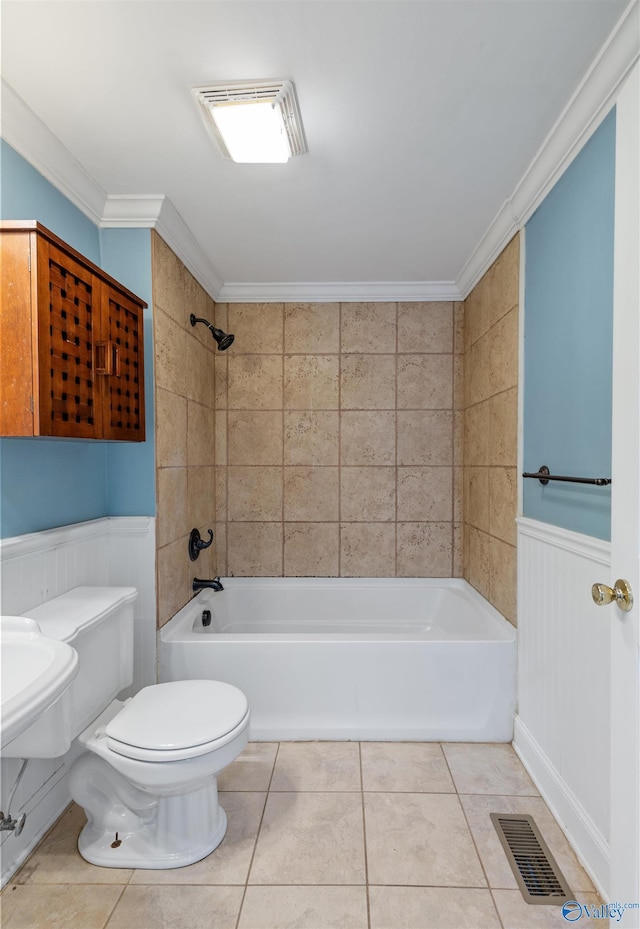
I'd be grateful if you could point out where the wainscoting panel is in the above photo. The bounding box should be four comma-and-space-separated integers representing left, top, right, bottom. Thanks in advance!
515, 516, 611, 895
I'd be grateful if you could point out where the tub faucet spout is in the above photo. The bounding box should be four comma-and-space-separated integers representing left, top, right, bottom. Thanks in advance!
193, 576, 224, 592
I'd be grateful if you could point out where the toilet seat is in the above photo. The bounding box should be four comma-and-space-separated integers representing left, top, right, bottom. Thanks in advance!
104, 680, 250, 763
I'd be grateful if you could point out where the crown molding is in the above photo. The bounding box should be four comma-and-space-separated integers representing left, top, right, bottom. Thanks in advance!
155, 197, 225, 299
218, 280, 462, 303
456, 0, 640, 299
101, 195, 166, 227
1, 79, 108, 225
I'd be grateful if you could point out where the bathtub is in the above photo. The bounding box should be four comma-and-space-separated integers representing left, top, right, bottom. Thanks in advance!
160, 578, 516, 741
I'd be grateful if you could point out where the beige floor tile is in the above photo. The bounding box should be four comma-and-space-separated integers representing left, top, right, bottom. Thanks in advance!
0, 883, 123, 929
218, 742, 279, 791
13, 804, 133, 885
130, 792, 266, 885
364, 793, 485, 887
369, 886, 501, 929
238, 885, 368, 929
270, 741, 361, 791
460, 794, 596, 893
492, 890, 603, 928
361, 742, 455, 793
443, 742, 539, 795
106, 884, 244, 929
249, 792, 366, 884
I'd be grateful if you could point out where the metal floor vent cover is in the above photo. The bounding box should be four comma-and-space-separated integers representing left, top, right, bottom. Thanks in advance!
490, 813, 573, 905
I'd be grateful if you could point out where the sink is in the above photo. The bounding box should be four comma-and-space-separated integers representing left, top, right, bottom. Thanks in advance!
1, 616, 78, 758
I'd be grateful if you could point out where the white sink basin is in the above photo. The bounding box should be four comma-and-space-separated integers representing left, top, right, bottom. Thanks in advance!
1, 616, 78, 757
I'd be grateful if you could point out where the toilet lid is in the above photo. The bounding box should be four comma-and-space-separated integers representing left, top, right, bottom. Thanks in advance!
105, 680, 249, 753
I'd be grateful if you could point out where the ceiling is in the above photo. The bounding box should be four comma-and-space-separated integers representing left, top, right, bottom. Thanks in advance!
0, 0, 631, 298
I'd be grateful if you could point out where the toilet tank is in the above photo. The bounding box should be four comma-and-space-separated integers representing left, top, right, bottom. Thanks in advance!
23, 587, 137, 737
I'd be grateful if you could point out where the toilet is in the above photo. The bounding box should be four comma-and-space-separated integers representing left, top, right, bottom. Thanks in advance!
24, 586, 250, 869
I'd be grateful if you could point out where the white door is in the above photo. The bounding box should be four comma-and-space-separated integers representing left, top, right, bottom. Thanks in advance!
608, 61, 639, 920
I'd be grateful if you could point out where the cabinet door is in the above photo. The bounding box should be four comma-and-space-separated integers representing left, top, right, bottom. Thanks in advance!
36, 241, 102, 438
98, 284, 145, 441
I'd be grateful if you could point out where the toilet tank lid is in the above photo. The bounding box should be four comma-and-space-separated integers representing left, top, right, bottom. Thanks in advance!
106, 680, 249, 751
22, 586, 137, 643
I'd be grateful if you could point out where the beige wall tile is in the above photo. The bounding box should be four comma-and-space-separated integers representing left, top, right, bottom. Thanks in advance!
214, 302, 229, 331
490, 536, 517, 625
227, 467, 283, 521
340, 523, 396, 576
284, 411, 339, 465
396, 522, 452, 577
284, 302, 340, 353
489, 387, 518, 466
341, 303, 396, 353
488, 306, 518, 396
341, 411, 396, 465
187, 465, 216, 530
214, 353, 228, 408
156, 388, 187, 468
284, 466, 339, 521
152, 232, 188, 326
454, 411, 464, 467
187, 336, 216, 406
214, 521, 227, 575
454, 302, 465, 355
284, 355, 339, 409
341, 354, 395, 410
464, 467, 490, 532
397, 355, 452, 409
154, 308, 188, 396
215, 467, 227, 521
228, 303, 283, 353
489, 234, 520, 328
397, 302, 453, 354
187, 400, 215, 467
227, 522, 283, 575
453, 522, 464, 577
215, 411, 227, 463
228, 411, 283, 465
454, 355, 464, 411
157, 536, 190, 626
466, 526, 491, 600
454, 466, 464, 522
397, 411, 453, 466
157, 467, 187, 548
464, 401, 491, 467
284, 522, 340, 576
397, 467, 452, 521
341, 467, 396, 521
228, 355, 283, 409
489, 467, 517, 546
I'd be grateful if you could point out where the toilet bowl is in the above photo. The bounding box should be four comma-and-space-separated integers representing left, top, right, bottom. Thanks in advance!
24, 587, 250, 870
69, 679, 250, 868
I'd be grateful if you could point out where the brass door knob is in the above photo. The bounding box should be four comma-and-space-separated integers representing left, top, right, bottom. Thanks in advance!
591, 579, 634, 612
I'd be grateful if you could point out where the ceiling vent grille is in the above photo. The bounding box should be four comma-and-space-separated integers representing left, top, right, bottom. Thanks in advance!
192, 80, 307, 161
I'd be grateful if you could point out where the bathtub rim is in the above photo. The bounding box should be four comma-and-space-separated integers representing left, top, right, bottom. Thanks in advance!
160, 577, 516, 645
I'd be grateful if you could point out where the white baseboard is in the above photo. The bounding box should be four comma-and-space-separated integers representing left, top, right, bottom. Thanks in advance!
514, 714, 610, 899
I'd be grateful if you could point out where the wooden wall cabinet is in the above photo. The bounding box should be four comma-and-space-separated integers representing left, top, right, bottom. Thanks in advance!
0, 221, 146, 441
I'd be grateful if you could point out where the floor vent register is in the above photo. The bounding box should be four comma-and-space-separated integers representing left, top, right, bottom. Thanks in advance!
490, 813, 573, 905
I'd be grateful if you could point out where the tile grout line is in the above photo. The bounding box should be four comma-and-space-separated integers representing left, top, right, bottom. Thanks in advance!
101, 883, 128, 929
358, 741, 372, 929
234, 741, 281, 929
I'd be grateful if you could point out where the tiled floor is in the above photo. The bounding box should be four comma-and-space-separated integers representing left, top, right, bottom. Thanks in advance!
2, 742, 600, 929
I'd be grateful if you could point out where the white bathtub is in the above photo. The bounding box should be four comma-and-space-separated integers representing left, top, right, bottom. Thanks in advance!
160, 578, 516, 741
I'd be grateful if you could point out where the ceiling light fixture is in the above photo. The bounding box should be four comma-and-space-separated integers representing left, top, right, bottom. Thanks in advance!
192, 80, 307, 164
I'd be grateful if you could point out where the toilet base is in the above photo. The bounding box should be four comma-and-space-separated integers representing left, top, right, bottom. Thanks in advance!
77, 806, 228, 869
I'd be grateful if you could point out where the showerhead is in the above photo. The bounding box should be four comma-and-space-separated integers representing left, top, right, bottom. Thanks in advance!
190, 314, 235, 351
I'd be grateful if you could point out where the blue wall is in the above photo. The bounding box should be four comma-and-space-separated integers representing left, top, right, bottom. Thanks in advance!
0, 142, 155, 538
523, 110, 615, 540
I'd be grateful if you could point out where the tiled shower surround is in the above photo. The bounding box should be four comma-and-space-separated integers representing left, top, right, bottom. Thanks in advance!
463, 235, 520, 624
153, 232, 519, 628
212, 300, 464, 582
